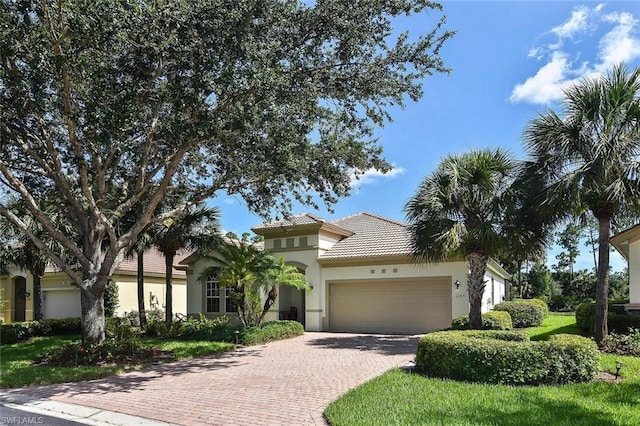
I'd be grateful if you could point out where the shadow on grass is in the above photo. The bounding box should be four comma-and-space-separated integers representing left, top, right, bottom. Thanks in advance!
327, 369, 640, 426
530, 324, 583, 341
306, 333, 419, 356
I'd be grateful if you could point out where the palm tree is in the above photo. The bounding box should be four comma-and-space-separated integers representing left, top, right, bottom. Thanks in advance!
126, 230, 153, 330
405, 148, 520, 329
153, 204, 222, 326
203, 233, 309, 327
523, 64, 640, 343
210, 233, 273, 327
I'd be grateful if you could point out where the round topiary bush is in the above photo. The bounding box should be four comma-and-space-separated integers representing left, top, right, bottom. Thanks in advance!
575, 301, 596, 332
450, 311, 512, 330
415, 330, 599, 385
494, 301, 545, 328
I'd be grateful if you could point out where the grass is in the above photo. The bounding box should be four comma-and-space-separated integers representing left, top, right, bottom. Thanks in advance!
325, 313, 640, 426
526, 312, 583, 341
0, 334, 234, 388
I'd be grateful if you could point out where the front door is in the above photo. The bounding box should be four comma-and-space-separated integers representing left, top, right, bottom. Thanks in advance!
13, 277, 27, 322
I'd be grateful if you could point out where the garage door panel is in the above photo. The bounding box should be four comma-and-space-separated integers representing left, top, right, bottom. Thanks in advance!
329, 279, 451, 334
43, 290, 81, 319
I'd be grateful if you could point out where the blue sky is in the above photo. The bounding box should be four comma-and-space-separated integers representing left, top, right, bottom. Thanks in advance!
216, 2, 640, 272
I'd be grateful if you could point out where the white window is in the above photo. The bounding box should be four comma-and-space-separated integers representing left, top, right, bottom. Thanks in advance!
225, 286, 236, 313
206, 273, 221, 313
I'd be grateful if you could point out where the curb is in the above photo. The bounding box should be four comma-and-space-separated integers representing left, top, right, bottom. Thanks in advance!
0, 393, 175, 426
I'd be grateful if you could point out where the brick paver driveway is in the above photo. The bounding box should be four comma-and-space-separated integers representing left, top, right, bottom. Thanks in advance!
4, 332, 419, 425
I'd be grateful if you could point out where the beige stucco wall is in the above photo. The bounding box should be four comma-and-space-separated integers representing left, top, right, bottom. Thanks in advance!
0, 270, 34, 323
114, 274, 187, 316
0, 270, 189, 321
630, 239, 640, 304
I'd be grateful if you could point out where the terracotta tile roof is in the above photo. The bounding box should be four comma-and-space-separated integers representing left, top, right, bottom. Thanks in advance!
117, 247, 189, 277
45, 247, 188, 278
319, 212, 413, 260
252, 213, 328, 230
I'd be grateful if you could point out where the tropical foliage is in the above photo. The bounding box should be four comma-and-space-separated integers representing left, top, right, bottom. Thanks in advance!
0, 0, 453, 343
152, 203, 222, 325
202, 233, 309, 327
405, 148, 544, 329
523, 64, 640, 342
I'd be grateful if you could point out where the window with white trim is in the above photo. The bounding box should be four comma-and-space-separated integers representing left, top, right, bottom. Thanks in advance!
205, 273, 221, 313
225, 286, 236, 313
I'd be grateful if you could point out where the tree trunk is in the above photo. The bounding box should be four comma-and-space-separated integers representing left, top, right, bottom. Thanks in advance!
80, 283, 106, 344
517, 260, 522, 298
468, 252, 488, 329
165, 251, 175, 326
137, 250, 147, 330
593, 216, 611, 343
33, 274, 42, 321
259, 286, 278, 326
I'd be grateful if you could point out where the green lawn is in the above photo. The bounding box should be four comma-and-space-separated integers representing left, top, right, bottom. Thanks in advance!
0, 335, 234, 388
325, 314, 640, 426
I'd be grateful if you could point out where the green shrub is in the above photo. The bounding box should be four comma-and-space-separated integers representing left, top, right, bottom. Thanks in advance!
106, 317, 136, 339
450, 311, 512, 330
242, 320, 304, 346
575, 301, 640, 335
104, 279, 119, 317
1, 318, 82, 345
34, 338, 174, 367
416, 330, 598, 385
125, 311, 141, 327
494, 301, 545, 328
146, 319, 169, 337
513, 298, 549, 316
575, 301, 596, 332
609, 314, 640, 334
170, 315, 238, 342
38, 318, 82, 335
599, 328, 640, 356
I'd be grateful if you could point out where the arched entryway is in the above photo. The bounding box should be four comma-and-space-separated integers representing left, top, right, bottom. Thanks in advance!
13, 276, 27, 322
278, 263, 307, 327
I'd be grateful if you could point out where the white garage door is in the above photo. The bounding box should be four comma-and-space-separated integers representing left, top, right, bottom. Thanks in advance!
329, 278, 452, 334
43, 290, 81, 319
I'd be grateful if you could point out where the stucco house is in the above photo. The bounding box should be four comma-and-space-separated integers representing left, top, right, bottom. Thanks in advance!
611, 223, 640, 314
181, 212, 511, 334
0, 248, 188, 323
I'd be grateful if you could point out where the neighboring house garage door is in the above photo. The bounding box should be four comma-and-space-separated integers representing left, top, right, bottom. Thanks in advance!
329, 278, 452, 334
43, 290, 81, 319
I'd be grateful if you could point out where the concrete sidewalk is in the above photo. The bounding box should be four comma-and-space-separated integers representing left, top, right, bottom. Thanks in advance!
1, 333, 418, 425
0, 392, 174, 425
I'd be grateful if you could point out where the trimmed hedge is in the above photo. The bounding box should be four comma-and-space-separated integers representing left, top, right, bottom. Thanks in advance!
512, 298, 549, 316
494, 300, 545, 328
416, 330, 599, 385
170, 315, 240, 342
0, 318, 82, 345
450, 311, 513, 330
243, 320, 304, 346
575, 301, 640, 335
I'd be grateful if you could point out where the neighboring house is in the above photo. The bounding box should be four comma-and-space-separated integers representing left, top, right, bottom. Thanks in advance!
611, 223, 640, 314
181, 212, 511, 334
0, 248, 189, 323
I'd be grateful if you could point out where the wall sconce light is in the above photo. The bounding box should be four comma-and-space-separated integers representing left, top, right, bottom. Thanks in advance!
454, 280, 460, 290
24, 290, 31, 299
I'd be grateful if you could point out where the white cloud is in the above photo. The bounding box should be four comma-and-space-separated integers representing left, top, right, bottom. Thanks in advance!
551, 5, 590, 39
349, 165, 405, 190
595, 12, 640, 72
511, 4, 640, 105
510, 52, 574, 104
